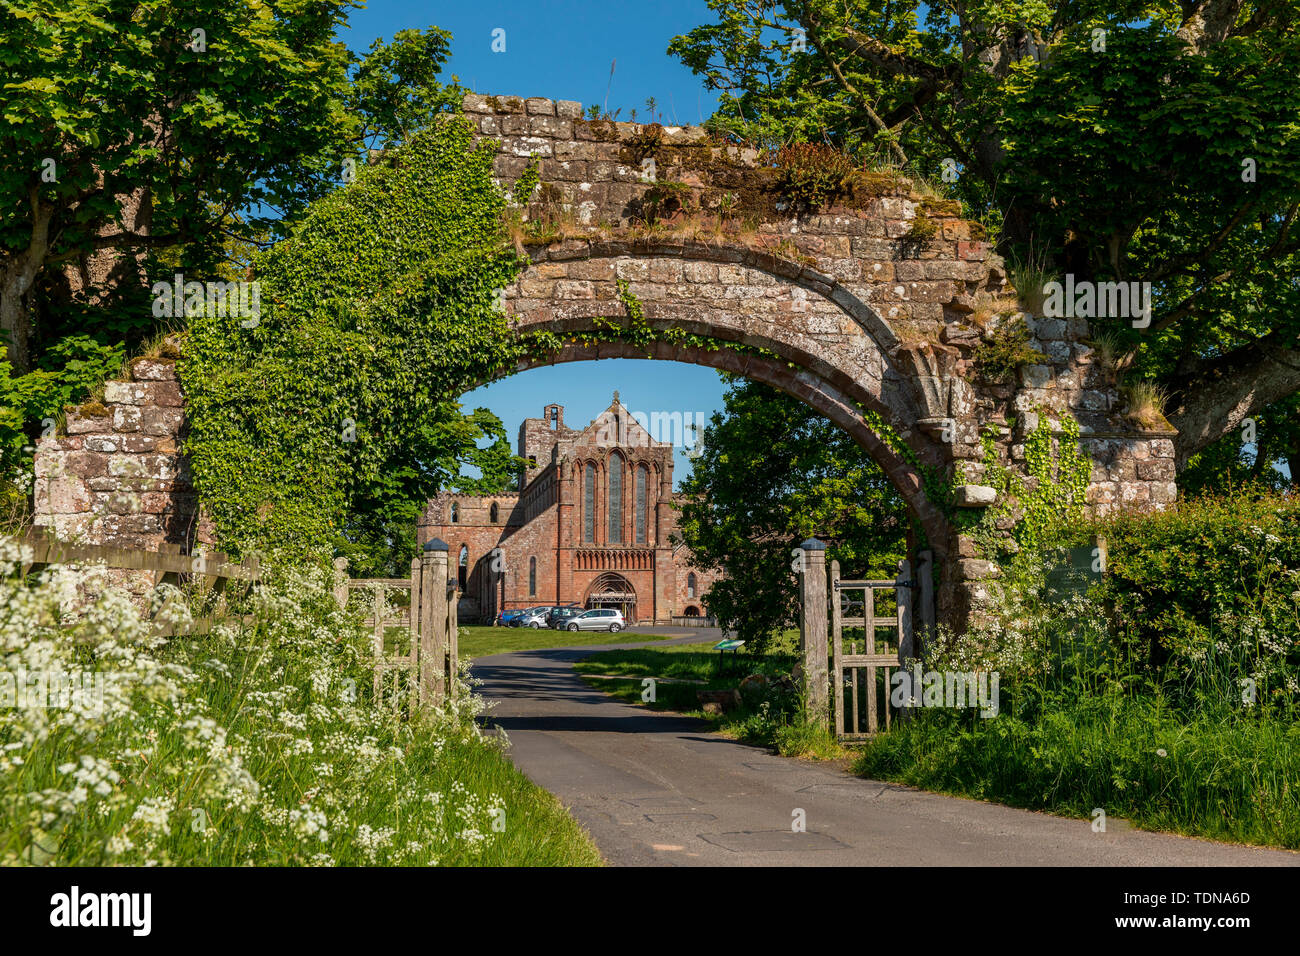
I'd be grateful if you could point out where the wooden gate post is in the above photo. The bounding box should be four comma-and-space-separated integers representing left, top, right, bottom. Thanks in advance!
798, 538, 829, 731
419, 538, 449, 707
896, 557, 916, 720
916, 549, 935, 660
332, 556, 349, 611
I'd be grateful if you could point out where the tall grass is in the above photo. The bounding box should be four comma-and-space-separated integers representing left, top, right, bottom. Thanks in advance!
856, 502, 1300, 849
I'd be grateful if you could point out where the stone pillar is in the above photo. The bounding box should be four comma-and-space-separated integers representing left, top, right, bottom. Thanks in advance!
798, 538, 829, 730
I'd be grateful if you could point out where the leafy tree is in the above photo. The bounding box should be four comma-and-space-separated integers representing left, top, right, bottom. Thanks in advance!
335, 405, 523, 577
0, 3, 460, 493
676, 377, 907, 649
670, 1, 1300, 474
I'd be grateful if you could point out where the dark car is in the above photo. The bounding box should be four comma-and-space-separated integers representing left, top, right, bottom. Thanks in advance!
547, 606, 585, 629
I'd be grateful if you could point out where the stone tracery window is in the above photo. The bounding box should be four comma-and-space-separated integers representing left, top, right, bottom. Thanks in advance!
583, 464, 595, 543
608, 454, 623, 544
635, 464, 648, 543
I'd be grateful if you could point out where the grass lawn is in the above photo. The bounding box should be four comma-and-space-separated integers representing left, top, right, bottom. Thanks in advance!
457, 624, 676, 659
573, 643, 843, 758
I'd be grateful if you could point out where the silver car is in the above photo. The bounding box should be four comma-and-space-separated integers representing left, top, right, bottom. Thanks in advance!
565, 608, 625, 632
517, 609, 551, 629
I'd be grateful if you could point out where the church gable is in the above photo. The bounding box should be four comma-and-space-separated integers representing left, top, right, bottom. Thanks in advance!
572, 394, 663, 452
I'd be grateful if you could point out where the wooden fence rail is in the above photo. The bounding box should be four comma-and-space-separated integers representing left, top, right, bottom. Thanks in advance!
4, 528, 261, 636
7, 529, 460, 709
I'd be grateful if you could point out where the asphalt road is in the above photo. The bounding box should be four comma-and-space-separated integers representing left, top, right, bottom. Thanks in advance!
472, 631, 1300, 867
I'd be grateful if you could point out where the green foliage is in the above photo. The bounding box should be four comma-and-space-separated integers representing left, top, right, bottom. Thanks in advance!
670, 3, 1300, 463
971, 316, 1046, 384
181, 117, 530, 557
0, 8, 464, 508
771, 142, 855, 207
0, 335, 124, 480
1096, 488, 1300, 710
971, 412, 1092, 553
0, 552, 601, 866
676, 379, 907, 650
1180, 395, 1299, 495
860, 489, 1300, 849
346, 27, 463, 151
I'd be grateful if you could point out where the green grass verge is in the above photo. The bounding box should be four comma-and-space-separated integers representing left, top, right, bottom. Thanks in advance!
457, 625, 674, 659
853, 698, 1300, 849
574, 645, 843, 759
2, 563, 604, 867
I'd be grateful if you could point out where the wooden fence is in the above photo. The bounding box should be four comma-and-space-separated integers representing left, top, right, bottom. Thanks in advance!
7, 530, 460, 710
332, 538, 459, 712
6, 528, 260, 636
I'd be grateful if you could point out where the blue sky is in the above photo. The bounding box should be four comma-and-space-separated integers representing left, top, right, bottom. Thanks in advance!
343, 1, 729, 486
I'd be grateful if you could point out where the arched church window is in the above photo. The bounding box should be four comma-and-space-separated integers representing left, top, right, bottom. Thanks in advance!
608, 455, 623, 544
583, 465, 595, 543
635, 464, 648, 543
450, 502, 459, 523
687, 572, 697, 599
529, 556, 536, 596
458, 545, 468, 590
490, 502, 499, 523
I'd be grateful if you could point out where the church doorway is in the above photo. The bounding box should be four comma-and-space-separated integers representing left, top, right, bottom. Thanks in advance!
586, 572, 637, 623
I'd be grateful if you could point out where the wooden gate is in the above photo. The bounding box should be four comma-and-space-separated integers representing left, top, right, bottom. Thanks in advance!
831, 559, 906, 739
333, 539, 460, 714
824, 551, 933, 740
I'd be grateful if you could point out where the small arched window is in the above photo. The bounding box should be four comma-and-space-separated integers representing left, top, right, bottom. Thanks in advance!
490, 502, 499, 523
687, 572, 697, 599
528, 556, 537, 596
450, 502, 459, 523
458, 545, 468, 589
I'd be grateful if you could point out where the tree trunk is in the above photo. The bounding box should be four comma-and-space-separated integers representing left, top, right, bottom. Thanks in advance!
1, 196, 54, 374
1166, 332, 1300, 469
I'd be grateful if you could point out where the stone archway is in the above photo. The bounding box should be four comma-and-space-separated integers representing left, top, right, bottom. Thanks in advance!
31, 92, 1179, 638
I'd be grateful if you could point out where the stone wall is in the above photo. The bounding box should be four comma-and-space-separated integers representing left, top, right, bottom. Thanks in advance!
34, 354, 199, 552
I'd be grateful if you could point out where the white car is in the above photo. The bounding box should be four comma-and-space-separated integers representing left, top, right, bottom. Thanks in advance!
565, 608, 625, 632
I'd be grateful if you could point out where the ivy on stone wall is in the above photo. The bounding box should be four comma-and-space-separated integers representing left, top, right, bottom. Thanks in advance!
970, 411, 1093, 554
181, 117, 529, 556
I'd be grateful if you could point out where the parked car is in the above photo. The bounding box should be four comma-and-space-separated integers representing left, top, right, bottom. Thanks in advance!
547, 606, 585, 629
507, 606, 553, 628
515, 608, 553, 629
565, 608, 625, 632
496, 608, 532, 627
